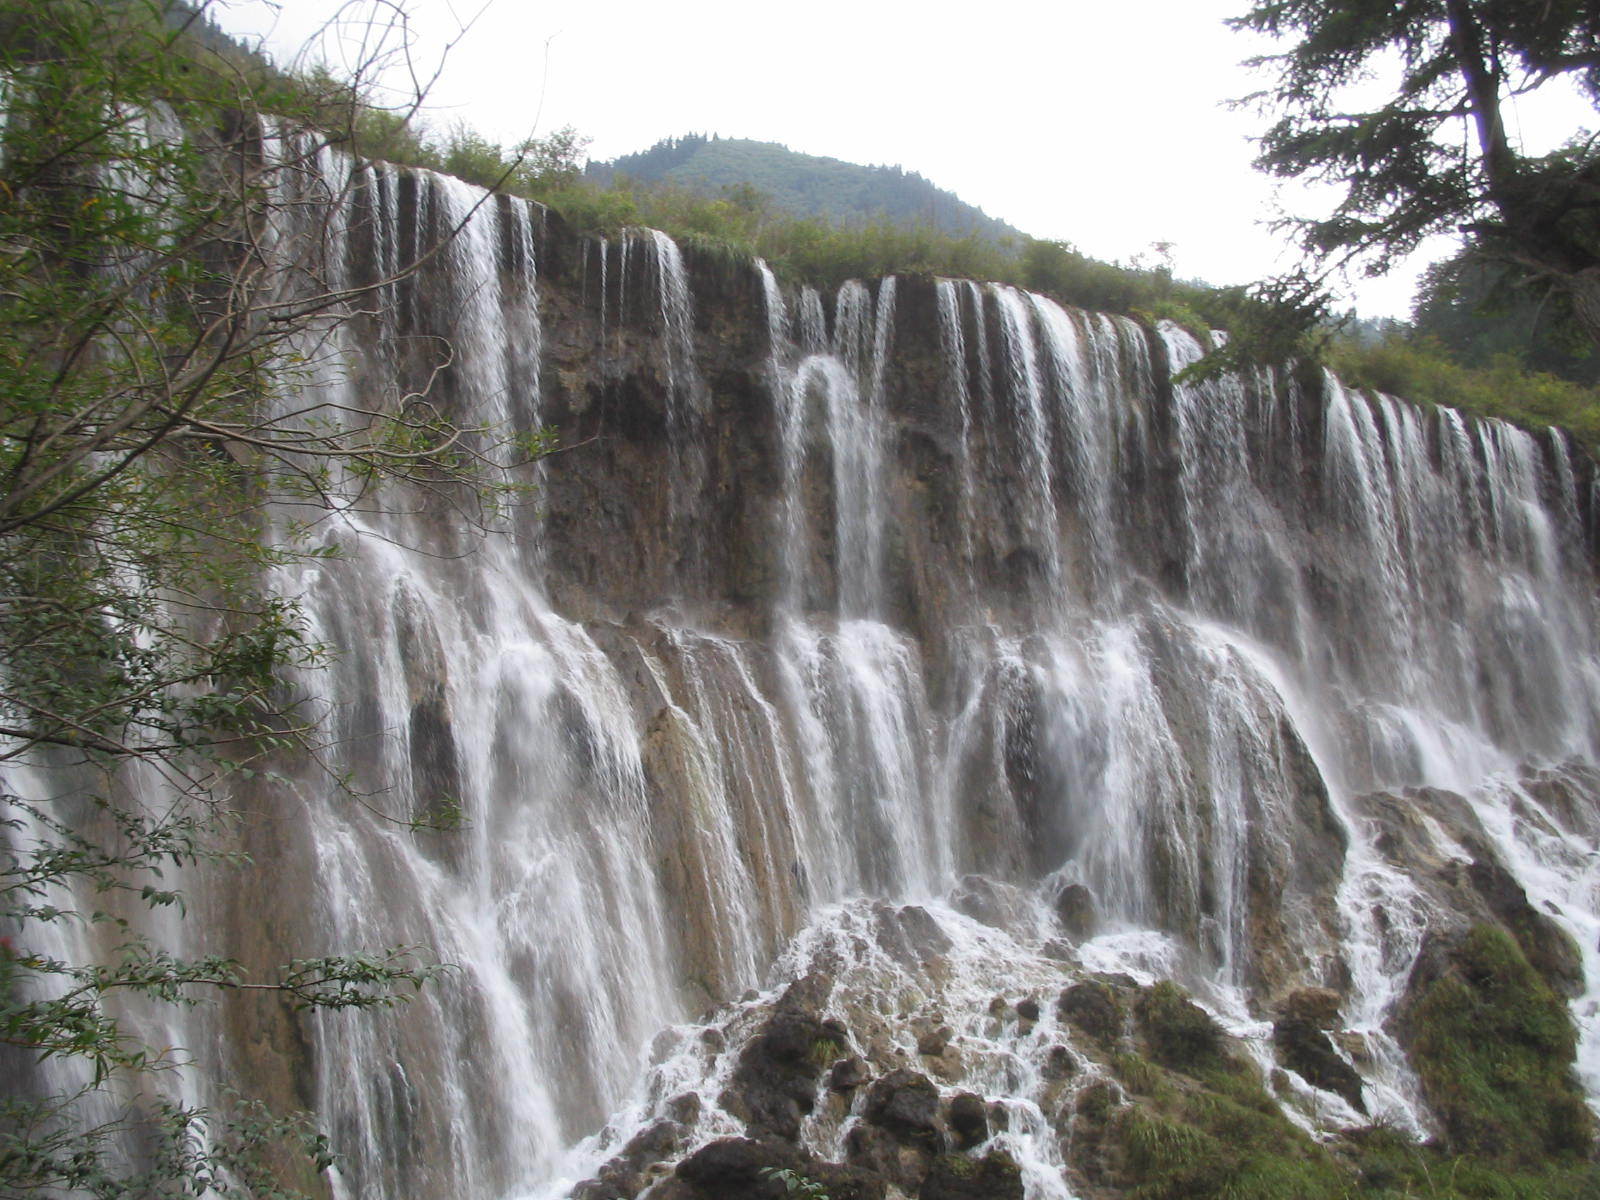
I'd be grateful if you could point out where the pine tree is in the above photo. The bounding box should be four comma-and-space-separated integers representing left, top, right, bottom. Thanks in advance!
1235, 0, 1600, 346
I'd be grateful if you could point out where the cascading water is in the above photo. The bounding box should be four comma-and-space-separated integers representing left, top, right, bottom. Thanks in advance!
11, 147, 1600, 1200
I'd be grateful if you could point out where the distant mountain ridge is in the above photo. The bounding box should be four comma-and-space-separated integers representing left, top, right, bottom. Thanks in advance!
587, 134, 1021, 242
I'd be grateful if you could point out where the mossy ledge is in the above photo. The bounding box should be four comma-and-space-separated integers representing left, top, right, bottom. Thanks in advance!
1087, 940, 1600, 1200
1401, 924, 1595, 1164
577, 958, 1600, 1200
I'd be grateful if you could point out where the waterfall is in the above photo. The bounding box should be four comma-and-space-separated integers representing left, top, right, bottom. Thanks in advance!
9, 150, 1600, 1200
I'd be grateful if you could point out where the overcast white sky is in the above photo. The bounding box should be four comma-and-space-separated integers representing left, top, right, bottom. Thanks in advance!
217, 0, 1595, 319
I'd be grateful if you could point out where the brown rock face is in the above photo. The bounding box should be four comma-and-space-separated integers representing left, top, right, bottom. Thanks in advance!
1054, 883, 1098, 940
580, 1119, 688, 1200
1356, 785, 1586, 997
1280, 987, 1342, 1028
845, 1122, 940, 1195
829, 1055, 871, 1092
670, 1139, 797, 1200
945, 1092, 989, 1150
862, 1069, 948, 1150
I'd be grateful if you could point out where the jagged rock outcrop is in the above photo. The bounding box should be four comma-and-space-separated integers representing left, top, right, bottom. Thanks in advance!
1272, 988, 1365, 1112
723, 975, 846, 1140
919, 1151, 1024, 1200
572, 923, 1599, 1200
1356, 784, 1585, 996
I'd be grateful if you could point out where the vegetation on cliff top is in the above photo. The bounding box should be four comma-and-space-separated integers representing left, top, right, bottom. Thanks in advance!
342, 105, 1600, 454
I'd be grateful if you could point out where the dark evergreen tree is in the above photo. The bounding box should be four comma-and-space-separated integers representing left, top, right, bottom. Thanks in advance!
1234, 0, 1600, 346
1412, 249, 1599, 383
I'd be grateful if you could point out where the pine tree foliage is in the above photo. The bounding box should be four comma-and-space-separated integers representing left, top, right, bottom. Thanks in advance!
1233, 0, 1600, 346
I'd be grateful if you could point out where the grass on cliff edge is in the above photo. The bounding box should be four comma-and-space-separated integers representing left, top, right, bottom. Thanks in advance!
550, 175, 1600, 458
546, 170, 1600, 459
1103, 961, 1600, 1200
1327, 336, 1600, 455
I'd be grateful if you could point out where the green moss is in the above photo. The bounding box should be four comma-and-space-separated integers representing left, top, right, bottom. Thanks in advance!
1058, 979, 1125, 1045
1218, 1156, 1347, 1200
1188, 1090, 1294, 1152
807, 1036, 843, 1067
1334, 1126, 1600, 1199
1098, 960, 1600, 1200
1409, 925, 1594, 1162
1194, 1060, 1278, 1113
1136, 981, 1225, 1073
942, 1154, 976, 1179
1111, 1051, 1164, 1095
1122, 1110, 1221, 1172
1075, 1079, 1116, 1122
1106, 1013, 1343, 1200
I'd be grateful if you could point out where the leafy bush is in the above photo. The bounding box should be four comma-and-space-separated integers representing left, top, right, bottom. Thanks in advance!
441, 125, 513, 189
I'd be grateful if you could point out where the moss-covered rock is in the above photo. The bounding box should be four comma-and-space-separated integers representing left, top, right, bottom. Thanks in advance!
725, 973, 844, 1140
862, 1068, 945, 1149
1400, 924, 1594, 1162
636, 955, 1600, 1200
943, 1092, 988, 1151
1103, 1055, 1347, 1200
918, 1150, 1022, 1200
1057, 979, 1124, 1046
1135, 981, 1224, 1073
1053, 883, 1097, 940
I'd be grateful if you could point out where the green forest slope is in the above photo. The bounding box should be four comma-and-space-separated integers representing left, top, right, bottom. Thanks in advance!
587, 134, 1021, 243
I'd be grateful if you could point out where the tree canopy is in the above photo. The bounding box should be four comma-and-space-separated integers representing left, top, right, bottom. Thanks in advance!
1234, 0, 1600, 346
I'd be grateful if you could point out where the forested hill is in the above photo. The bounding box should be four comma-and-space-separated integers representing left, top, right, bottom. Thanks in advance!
587, 134, 1022, 242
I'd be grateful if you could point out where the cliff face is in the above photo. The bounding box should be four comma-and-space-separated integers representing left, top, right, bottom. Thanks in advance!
54, 156, 1600, 1198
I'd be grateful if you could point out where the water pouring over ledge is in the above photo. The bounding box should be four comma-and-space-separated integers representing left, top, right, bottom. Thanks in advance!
9, 151, 1600, 1200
